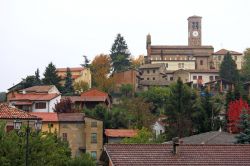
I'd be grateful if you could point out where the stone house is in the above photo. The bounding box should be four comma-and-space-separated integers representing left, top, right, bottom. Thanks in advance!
138, 63, 168, 91
57, 113, 103, 160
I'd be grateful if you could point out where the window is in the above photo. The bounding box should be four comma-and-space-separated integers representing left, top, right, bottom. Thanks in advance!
153, 77, 155, 80
178, 63, 184, 69
147, 78, 149, 80
91, 151, 97, 160
91, 133, 97, 143
166, 63, 168, 68
198, 76, 202, 80
215, 76, 219, 80
170, 77, 173, 81
200, 60, 203, 65
35, 102, 46, 109
235, 56, 237, 61
62, 133, 67, 141
91, 121, 97, 127
209, 76, 214, 81
193, 76, 197, 80
153, 69, 155, 73
147, 70, 150, 74
218, 55, 221, 61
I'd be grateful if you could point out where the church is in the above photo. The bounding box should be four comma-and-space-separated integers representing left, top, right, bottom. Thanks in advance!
142, 16, 243, 89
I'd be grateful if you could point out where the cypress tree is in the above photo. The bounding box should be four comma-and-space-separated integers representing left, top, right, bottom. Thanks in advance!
63, 68, 74, 95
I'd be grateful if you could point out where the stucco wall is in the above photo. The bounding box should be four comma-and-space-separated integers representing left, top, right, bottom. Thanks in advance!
84, 117, 103, 161
152, 61, 195, 70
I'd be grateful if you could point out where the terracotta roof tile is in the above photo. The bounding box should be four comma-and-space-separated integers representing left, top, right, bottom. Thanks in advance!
104, 144, 250, 165
214, 49, 242, 55
80, 89, 109, 102
9, 93, 60, 101
21, 85, 54, 93
56, 67, 84, 72
0, 104, 40, 120
30, 112, 58, 122
105, 129, 138, 137
58, 113, 84, 122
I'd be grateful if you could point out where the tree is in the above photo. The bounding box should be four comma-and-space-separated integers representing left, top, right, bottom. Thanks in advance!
90, 54, 113, 92
121, 97, 154, 129
227, 98, 249, 133
235, 109, 250, 144
120, 84, 133, 97
21, 75, 36, 88
110, 33, 131, 72
67, 153, 95, 166
219, 52, 239, 83
43, 62, 62, 91
241, 48, 250, 82
165, 78, 194, 139
140, 87, 170, 114
53, 98, 78, 113
63, 68, 74, 95
73, 81, 89, 94
34, 68, 41, 85
122, 127, 153, 144
131, 55, 144, 69
81, 55, 90, 68
0, 121, 71, 166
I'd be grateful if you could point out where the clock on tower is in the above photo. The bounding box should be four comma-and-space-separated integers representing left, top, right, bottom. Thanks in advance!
188, 16, 202, 46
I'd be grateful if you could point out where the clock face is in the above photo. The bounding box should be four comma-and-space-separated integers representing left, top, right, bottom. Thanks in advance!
192, 31, 199, 37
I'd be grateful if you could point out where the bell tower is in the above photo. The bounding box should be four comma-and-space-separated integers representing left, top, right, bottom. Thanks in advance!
188, 16, 202, 46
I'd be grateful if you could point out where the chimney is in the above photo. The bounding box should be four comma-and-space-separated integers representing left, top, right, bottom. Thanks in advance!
172, 137, 180, 155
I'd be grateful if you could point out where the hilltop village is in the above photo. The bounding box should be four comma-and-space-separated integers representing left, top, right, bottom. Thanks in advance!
1, 16, 250, 165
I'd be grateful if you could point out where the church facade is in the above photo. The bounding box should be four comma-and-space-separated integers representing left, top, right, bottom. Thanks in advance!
142, 16, 243, 89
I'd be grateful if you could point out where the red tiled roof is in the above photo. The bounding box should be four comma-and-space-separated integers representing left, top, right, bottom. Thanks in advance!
9, 93, 60, 101
214, 49, 242, 55
105, 129, 137, 138
80, 89, 109, 102
30, 112, 58, 122
58, 113, 84, 122
0, 104, 40, 120
21, 85, 55, 93
56, 67, 84, 72
104, 144, 250, 166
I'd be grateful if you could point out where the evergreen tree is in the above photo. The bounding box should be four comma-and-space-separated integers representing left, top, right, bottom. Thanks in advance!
219, 52, 239, 83
34, 68, 41, 85
165, 78, 193, 138
21, 75, 36, 88
241, 48, 250, 82
43, 62, 62, 91
235, 109, 250, 144
81, 55, 90, 68
110, 33, 131, 72
63, 68, 74, 95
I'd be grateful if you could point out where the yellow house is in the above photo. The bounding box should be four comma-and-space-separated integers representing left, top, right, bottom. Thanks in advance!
30, 112, 59, 133
56, 67, 92, 89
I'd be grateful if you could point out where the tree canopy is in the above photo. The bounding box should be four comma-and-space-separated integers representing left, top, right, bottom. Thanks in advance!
219, 52, 239, 83
63, 68, 74, 95
241, 48, 250, 82
43, 62, 62, 91
110, 33, 131, 73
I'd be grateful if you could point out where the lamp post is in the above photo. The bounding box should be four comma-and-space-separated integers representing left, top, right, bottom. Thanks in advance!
13, 119, 42, 166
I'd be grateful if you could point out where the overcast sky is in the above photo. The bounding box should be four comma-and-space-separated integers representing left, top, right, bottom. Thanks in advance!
1, 0, 250, 92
